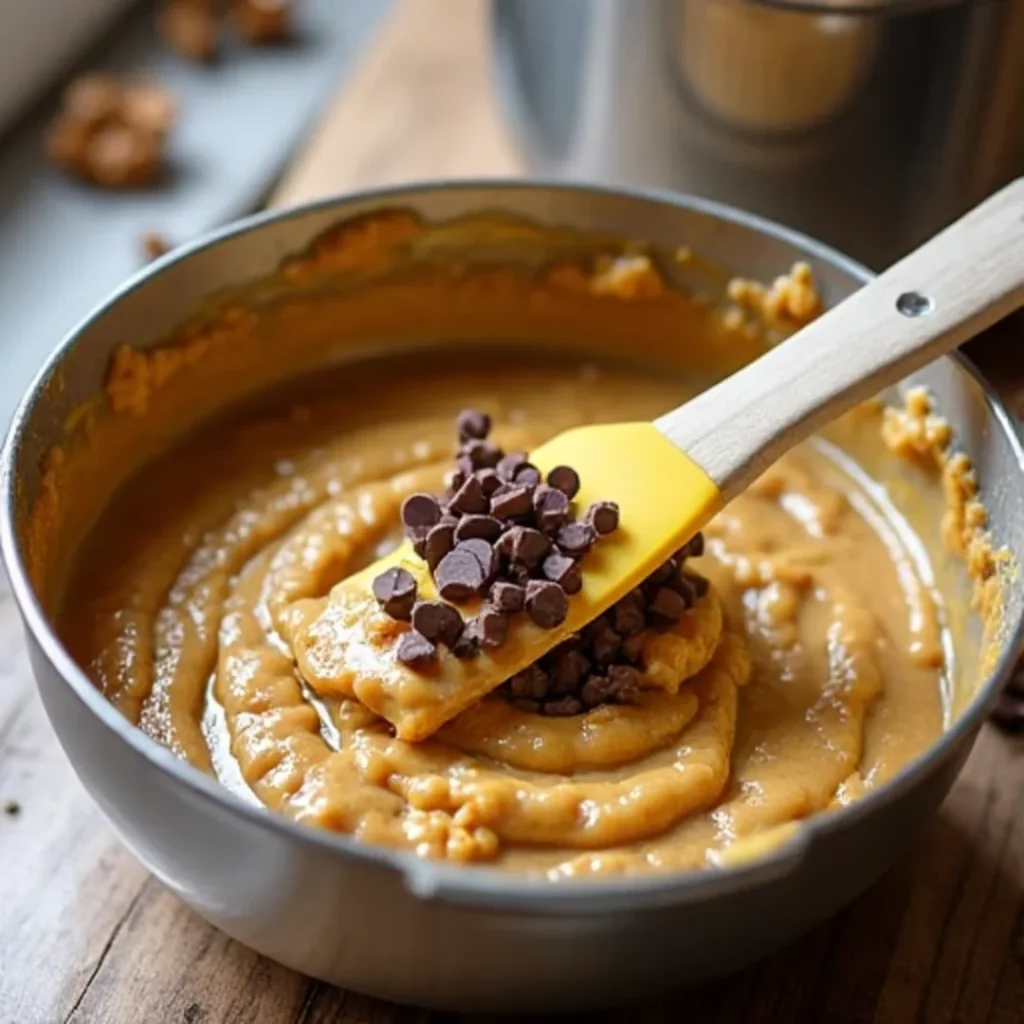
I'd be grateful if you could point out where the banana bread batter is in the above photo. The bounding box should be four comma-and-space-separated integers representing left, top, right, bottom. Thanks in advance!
60, 354, 952, 876
41, 209, 999, 878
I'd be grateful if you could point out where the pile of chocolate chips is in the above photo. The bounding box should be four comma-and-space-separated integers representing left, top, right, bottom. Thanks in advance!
499, 533, 707, 716
372, 409, 620, 668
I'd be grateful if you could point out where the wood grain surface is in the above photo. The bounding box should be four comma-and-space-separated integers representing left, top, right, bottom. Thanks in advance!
1, 1, 1022, 1022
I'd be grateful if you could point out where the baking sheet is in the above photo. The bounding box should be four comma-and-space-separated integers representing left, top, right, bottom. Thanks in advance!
0, 0, 391, 431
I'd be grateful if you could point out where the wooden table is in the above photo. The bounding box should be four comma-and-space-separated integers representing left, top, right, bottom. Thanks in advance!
2, 2, 1023, 1020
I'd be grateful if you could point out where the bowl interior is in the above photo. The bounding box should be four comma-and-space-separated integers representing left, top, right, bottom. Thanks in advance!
3, 182, 1023, 887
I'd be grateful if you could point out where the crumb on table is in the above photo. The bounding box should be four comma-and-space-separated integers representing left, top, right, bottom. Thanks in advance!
160, 0, 294, 58
231, 0, 294, 44
159, 0, 220, 62
142, 232, 171, 261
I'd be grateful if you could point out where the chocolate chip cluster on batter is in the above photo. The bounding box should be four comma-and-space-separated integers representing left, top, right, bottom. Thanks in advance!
372, 409, 620, 668
499, 533, 707, 716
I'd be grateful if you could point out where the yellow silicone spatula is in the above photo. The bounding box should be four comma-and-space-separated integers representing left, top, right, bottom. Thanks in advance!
317, 178, 1024, 738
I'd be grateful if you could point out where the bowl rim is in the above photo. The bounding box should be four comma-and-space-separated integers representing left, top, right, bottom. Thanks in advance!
3, 177, 1022, 914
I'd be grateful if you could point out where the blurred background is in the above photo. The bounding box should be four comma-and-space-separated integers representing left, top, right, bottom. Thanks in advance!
0, 0, 1022, 429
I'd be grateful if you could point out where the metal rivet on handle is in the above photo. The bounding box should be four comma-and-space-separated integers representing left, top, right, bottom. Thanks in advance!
896, 291, 934, 317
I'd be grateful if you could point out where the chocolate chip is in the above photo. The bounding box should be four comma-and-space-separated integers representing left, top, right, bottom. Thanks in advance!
549, 633, 582, 659
507, 564, 532, 586
611, 590, 646, 636
424, 520, 456, 570
648, 557, 678, 587
488, 481, 516, 500
496, 452, 528, 482
490, 485, 533, 520
490, 580, 525, 613
434, 548, 485, 601
371, 566, 417, 620
509, 527, 550, 568
685, 571, 709, 599
581, 674, 617, 708
542, 553, 582, 594
457, 538, 498, 584
525, 579, 568, 629
408, 525, 429, 559
649, 586, 689, 624
411, 601, 464, 647
550, 649, 591, 693
680, 532, 705, 558
587, 618, 622, 666
457, 408, 491, 441
494, 529, 516, 559
533, 484, 570, 532
562, 564, 584, 595
544, 696, 582, 716
454, 514, 503, 544
452, 626, 480, 659
462, 439, 502, 469
402, 493, 442, 529
509, 664, 550, 700
476, 605, 509, 648
444, 467, 466, 494
396, 630, 437, 667
608, 664, 641, 700
515, 464, 542, 487
587, 501, 620, 536
671, 573, 698, 607
582, 663, 641, 706
556, 521, 597, 556
449, 475, 489, 515
476, 468, 502, 496
547, 465, 580, 499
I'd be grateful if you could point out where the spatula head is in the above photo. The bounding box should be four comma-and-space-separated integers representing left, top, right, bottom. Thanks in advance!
306, 422, 720, 739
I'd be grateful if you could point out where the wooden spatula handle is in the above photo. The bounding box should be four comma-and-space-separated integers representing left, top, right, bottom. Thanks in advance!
656, 177, 1024, 499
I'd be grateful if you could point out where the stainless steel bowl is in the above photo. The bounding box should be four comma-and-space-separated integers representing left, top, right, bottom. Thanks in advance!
3, 182, 1023, 1013
491, 0, 1024, 270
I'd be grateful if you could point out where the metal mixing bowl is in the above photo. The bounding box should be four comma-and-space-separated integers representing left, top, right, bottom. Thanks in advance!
491, 0, 1024, 269
2, 183, 1023, 1013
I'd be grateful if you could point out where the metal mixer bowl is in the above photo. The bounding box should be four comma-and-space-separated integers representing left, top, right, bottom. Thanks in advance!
491, 0, 1024, 269
2, 182, 1023, 1012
